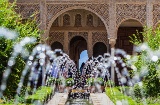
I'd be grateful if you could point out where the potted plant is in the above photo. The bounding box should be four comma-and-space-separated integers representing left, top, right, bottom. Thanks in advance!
46, 77, 55, 86
87, 78, 95, 93
96, 77, 105, 92
65, 78, 74, 92
55, 78, 65, 93
105, 80, 115, 87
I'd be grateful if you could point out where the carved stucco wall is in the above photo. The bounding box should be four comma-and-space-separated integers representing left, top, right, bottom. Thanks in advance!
49, 32, 64, 45
15, 3, 40, 24
14, 0, 160, 44
116, 3, 146, 28
92, 32, 108, 47
153, 4, 160, 26
46, 3, 109, 32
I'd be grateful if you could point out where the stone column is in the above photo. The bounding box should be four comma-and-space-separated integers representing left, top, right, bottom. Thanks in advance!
109, 38, 116, 82
108, 0, 116, 82
108, 0, 116, 39
88, 31, 93, 58
146, 0, 153, 27
64, 31, 69, 55
39, 0, 47, 43
39, 0, 47, 86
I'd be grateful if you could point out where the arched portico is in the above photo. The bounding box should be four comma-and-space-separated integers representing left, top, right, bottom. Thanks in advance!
46, 6, 109, 42
116, 19, 143, 55
48, 9, 108, 67
69, 36, 87, 67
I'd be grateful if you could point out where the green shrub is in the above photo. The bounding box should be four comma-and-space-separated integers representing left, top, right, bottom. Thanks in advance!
25, 86, 53, 104
105, 80, 115, 87
106, 87, 141, 105
129, 26, 160, 97
0, 0, 40, 97
95, 77, 105, 86
46, 77, 55, 86
55, 78, 63, 85
65, 78, 74, 87
87, 78, 94, 86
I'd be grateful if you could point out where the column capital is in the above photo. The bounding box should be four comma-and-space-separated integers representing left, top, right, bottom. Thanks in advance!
109, 38, 116, 48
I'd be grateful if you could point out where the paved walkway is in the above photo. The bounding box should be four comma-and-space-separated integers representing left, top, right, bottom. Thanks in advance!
46, 93, 68, 105
46, 93, 114, 105
90, 93, 114, 105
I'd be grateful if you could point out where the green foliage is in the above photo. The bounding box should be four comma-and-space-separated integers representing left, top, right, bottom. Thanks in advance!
133, 83, 146, 99
95, 77, 105, 86
0, 0, 40, 97
105, 80, 115, 87
105, 87, 140, 105
25, 86, 53, 104
46, 77, 55, 86
87, 78, 94, 86
65, 78, 74, 87
129, 26, 160, 97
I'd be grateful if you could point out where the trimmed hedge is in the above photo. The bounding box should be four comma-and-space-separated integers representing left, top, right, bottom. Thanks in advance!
105, 87, 142, 105
25, 86, 53, 104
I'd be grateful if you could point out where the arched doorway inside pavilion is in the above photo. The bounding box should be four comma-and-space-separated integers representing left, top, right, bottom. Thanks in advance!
93, 42, 107, 57
51, 41, 63, 51
115, 19, 143, 85
116, 19, 143, 55
69, 36, 87, 68
48, 9, 108, 67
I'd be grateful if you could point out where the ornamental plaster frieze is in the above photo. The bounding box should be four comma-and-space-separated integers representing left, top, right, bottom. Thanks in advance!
68, 32, 88, 42
46, 3, 109, 29
116, 3, 146, 28
49, 32, 64, 45
92, 32, 108, 47
15, 3, 40, 23
153, 4, 160, 26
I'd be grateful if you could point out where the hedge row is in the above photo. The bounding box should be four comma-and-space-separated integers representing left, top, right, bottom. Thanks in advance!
105, 87, 141, 105
25, 86, 53, 104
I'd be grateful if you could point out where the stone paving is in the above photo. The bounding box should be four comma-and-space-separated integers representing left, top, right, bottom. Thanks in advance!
90, 93, 114, 105
46, 92, 114, 105
46, 93, 68, 105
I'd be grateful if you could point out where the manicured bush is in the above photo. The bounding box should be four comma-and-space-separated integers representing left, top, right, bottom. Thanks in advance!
105, 87, 141, 105
65, 78, 74, 87
25, 86, 53, 104
86, 78, 94, 86
46, 77, 55, 86
105, 80, 115, 87
95, 77, 105, 86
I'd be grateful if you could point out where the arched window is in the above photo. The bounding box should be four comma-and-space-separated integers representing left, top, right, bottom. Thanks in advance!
63, 14, 70, 26
52, 18, 59, 27
98, 18, 104, 26
87, 14, 93, 26
75, 14, 82, 27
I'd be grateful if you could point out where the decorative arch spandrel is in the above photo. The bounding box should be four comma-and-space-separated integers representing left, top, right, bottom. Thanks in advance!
46, 3, 109, 30
92, 32, 108, 47
68, 32, 88, 42
15, 3, 40, 23
116, 18, 144, 35
49, 32, 64, 45
116, 3, 146, 28
153, 4, 160, 27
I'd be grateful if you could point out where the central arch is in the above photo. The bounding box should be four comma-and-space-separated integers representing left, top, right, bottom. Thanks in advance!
48, 8, 108, 68
46, 6, 109, 38
69, 36, 87, 67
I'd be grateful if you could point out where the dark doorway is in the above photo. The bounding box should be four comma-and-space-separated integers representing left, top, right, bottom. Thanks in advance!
93, 42, 107, 57
69, 36, 87, 67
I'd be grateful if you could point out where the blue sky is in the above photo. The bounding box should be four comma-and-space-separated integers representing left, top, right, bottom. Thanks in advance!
79, 50, 88, 69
